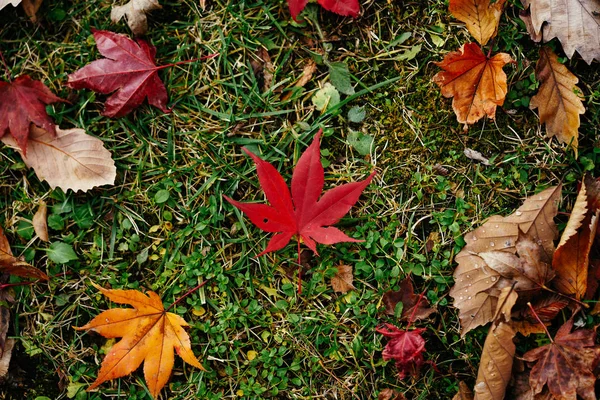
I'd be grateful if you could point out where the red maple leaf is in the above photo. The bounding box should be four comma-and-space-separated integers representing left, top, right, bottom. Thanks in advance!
0, 75, 64, 154
376, 323, 427, 379
288, 0, 359, 21
67, 29, 171, 118
224, 130, 375, 256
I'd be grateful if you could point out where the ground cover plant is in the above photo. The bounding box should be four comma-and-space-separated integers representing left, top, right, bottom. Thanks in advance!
0, 0, 599, 399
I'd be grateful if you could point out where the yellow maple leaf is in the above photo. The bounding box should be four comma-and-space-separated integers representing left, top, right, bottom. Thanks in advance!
75, 283, 205, 398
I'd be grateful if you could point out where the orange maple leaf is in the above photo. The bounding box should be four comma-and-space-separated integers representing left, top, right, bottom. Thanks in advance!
433, 42, 512, 126
449, 0, 507, 45
75, 283, 205, 398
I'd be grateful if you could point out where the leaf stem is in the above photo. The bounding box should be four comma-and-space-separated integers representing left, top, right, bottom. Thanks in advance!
527, 302, 554, 343
166, 279, 210, 312
406, 290, 427, 330
0, 50, 12, 81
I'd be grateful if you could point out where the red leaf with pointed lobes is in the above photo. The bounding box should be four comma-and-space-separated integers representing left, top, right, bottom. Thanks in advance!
376, 323, 426, 379
67, 30, 170, 118
224, 129, 375, 256
288, 0, 359, 20
0, 75, 65, 154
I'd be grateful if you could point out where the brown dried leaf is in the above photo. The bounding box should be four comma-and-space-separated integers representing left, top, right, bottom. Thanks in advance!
282, 59, 317, 101
449, 0, 507, 45
553, 180, 597, 299
0, 338, 14, 378
521, 0, 600, 64
530, 47, 585, 156
111, 0, 161, 36
382, 277, 435, 322
330, 264, 355, 293
21, 0, 42, 22
518, 9, 542, 42
522, 318, 600, 399
32, 201, 48, 242
378, 388, 406, 400
453, 381, 474, 400
474, 321, 516, 399
1, 126, 116, 193
0, 226, 48, 281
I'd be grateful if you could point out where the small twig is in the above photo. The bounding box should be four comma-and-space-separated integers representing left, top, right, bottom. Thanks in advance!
166, 279, 210, 312
0, 50, 12, 81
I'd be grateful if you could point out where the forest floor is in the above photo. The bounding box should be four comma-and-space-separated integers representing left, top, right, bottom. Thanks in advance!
0, 0, 599, 399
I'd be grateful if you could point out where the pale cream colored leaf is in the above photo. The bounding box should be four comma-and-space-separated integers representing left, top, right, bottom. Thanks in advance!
530, 47, 585, 156
32, 201, 48, 242
521, 0, 600, 64
111, 0, 161, 36
0, 0, 21, 10
1, 126, 116, 193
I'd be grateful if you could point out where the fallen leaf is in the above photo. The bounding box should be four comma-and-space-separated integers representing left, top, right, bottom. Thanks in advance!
518, 9, 543, 42
433, 43, 512, 125
0, 286, 14, 353
553, 179, 598, 300
1, 126, 116, 193
75, 283, 205, 398
251, 47, 274, 93
0, 339, 14, 378
330, 264, 355, 293
21, 0, 41, 21
508, 366, 552, 399
451, 185, 561, 335
32, 201, 48, 242
530, 47, 585, 155
0, 225, 48, 281
464, 148, 490, 165
522, 318, 600, 399
453, 381, 474, 400
111, 0, 161, 36
0, 75, 64, 154
521, 0, 600, 64
282, 59, 317, 101
224, 129, 375, 256
376, 323, 427, 379
449, 0, 507, 45
382, 277, 436, 322
378, 388, 406, 400
0, 0, 21, 10
520, 294, 569, 324
473, 287, 517, 400
67, 29, 171, 118
288, 0, 359, 20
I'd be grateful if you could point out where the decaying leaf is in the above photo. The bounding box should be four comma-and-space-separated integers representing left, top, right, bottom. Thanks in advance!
288, 0, 359, 20
75, 283, 205, 398
378, 388, 406, 400
0, 75, 65, 154
553, 180, 597, 299
0, 339, 14, 378
282, 59, 317, 101
0, 225, 48, 281
382, 277, 435, 322
451, 185, 561, 335
530, 47, 585, 155
522, 318, 600, 399
1, 126, 117, 193
376, 323, 427, 379
21, 0, 41, 21
521, 0, 600, 64
32, 201, 48, 242
111, 0, 161, 36
433, 43, 512, 126
449, 0, 507, 45
330, 264, 355, 293
453, 381, 474, 400
473, 287, 517, 400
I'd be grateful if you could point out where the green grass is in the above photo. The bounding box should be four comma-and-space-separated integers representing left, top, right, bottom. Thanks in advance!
0, 0, 599, 398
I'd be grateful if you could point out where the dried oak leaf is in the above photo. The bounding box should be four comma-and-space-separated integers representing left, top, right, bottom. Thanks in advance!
521, 0, 600, 64
224, 129, 375, 256
553, 179, 597, 299
288, 0, 359, 20
522, 318, 600, 400
1, 126, 116, 193
530, 47, 585, 155
449, 0, 507, 46
451, 185, 561, 335
376, 323, 426, 379
382, 277, 435, 322
0, 75, 64, 154
67, 29, 170, 118
111, 0, 161, 36
330, 264, 355, 293
433, 42, 512, 126
75, 283, 205, 398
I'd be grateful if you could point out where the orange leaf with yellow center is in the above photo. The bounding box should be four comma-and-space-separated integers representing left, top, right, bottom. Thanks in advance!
433, 42, 512, 125
449, 0, 507, 45
75, 284, 205, 398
